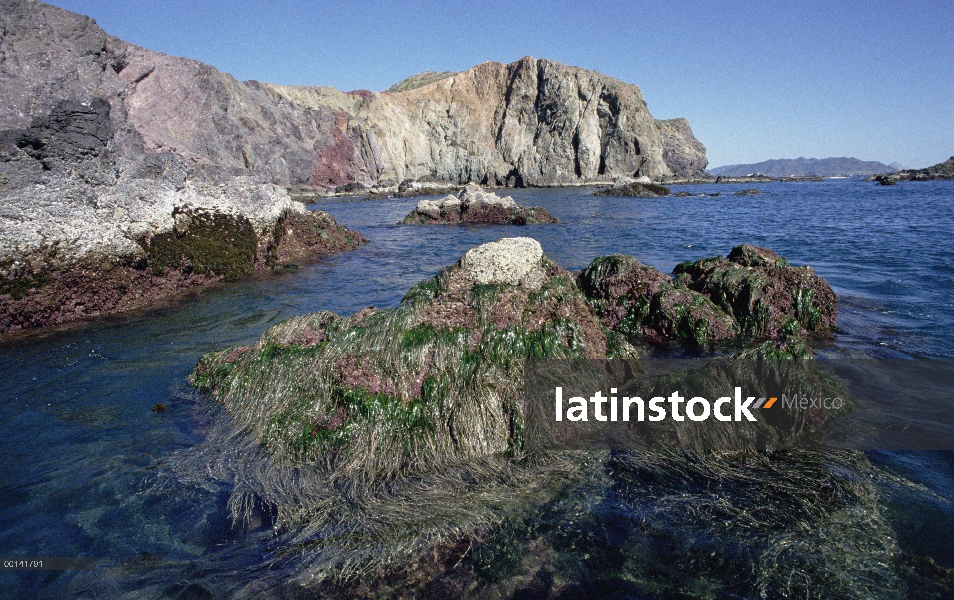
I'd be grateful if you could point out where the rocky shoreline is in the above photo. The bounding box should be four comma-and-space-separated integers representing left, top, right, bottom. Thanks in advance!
0, 194, 365, 335
0, 100, 366, 335
871, 156, 954, 184
0, 0, 721, 334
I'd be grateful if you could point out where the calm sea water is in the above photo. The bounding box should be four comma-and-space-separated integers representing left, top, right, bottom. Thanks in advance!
0, 180, 952, 597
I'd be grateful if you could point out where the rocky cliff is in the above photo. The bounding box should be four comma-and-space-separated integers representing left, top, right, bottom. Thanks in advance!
0, 0, 365, 334
654, 118, 708, 179
1, 1, 707, 190
0, 0, 708, 332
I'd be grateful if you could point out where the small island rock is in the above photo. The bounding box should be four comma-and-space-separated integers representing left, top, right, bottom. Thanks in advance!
400, 184, 558, 225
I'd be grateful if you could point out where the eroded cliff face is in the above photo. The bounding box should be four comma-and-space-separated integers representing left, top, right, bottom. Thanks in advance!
345, 58, 673, 186
654, 118, 709, 179
0, 1, 706, 191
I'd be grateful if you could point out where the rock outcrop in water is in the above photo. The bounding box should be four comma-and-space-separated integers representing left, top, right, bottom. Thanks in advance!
593, 181, 671, 197
872, 155, 954, 184
192, 238, 837, 475
400, 184, 558, 225
182, 239, 915, 600
582, 243, 836, 350
185, 238, 866, 598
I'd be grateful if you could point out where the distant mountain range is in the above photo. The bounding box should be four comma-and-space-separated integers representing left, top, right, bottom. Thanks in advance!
709, 157, 900, 177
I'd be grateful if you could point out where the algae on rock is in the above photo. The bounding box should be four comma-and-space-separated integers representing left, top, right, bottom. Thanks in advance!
192, 237, 606, 477
180, 238, 887, 598
579, 244, 836, 349
193, 239, 840, 477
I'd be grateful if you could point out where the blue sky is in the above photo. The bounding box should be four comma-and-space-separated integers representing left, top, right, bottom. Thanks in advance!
50, 0, 952, 169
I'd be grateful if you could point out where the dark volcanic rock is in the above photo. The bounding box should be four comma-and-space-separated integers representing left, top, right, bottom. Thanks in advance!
400, 184, 558, 225
593, 182, 671, 197
734, 188, 763, 196
873, 156, 954, 183
6, 98, 114, 169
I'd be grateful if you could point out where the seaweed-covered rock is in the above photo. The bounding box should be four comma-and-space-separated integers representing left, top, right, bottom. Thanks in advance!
0, 197, 366, 334
191, 237, 605, 475
191, 240, 838, 477
400, 184, 558, 225
579, 244, 835, 347
673, 244, 837, 338
593, 182, 671, 197
579, 254, 737, 348
645, 284, 740, 346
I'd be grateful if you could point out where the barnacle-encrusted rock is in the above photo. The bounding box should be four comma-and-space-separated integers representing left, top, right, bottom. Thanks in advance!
459, 237, 545, 288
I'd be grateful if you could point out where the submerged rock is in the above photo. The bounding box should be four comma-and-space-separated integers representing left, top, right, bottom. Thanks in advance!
593, 182, 671, 197
734, 188, 763, 195
400, 184, 558, 225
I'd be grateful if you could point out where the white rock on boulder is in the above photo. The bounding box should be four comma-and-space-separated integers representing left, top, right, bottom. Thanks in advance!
414, 198, 441, 217
458, 183, 517, 209
459, 237, 545, 288
418, 183, 518, 215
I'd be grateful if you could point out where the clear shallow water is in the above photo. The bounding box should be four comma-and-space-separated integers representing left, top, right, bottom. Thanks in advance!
0, 179, 952, 597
